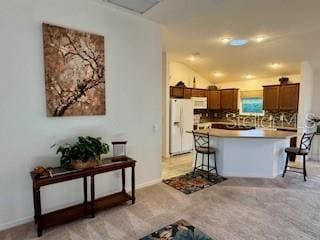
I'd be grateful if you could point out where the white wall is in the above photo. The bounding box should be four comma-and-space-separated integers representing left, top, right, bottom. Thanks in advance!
0, 0, 162, 230
169, 61, 212, 88
298, 62, 314, 132
311, 68, 320, 115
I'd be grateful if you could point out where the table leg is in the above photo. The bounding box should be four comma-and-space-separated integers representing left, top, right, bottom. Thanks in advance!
131, 166, 135, 204
32, 185, 37, 224
35, 187, 42, 237
121, 168, 126, 193
83, 177, 87, 214
90, 175, 95, 218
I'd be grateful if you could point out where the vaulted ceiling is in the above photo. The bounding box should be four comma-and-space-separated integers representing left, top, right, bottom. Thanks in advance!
141, 0, 320, 82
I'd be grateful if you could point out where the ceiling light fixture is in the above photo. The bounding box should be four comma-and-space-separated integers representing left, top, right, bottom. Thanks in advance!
229, 39, 248, 47
271, 62, 281, 69
188, 52, 200, 62
244, 74, 254, 79
189, 56, 196, 62
220, 37, 232, 44
255, 35, 266, 43
213, 71, 223, 77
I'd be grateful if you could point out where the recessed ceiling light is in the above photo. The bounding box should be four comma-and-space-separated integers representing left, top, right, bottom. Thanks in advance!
271, 62, 281, 69
220, 37, 232, 44
213, 71, 223, 77
255, 35, 266, 43
189, 56, 196, 62
229, 39, 248, 46
244, 74, 254, 79
188, 52, 200, 62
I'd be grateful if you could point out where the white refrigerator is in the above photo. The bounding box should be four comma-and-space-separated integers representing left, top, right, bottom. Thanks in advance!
170, 98, 194, 155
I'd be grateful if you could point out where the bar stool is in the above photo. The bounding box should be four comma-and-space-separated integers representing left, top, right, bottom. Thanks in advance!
192, 131, 218, 180
282, 132, 315, 181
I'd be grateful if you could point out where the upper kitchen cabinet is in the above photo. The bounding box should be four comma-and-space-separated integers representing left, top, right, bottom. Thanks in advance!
208, 90, 221, 110
183, 88, 192, 99
170, 86, 184, 98
263, 83, 300, 111
191, 88, 208, 98
279, 83, 300, 111
170, 86, 192, 99
220, 89, 238, 110
263, 85, 279, 110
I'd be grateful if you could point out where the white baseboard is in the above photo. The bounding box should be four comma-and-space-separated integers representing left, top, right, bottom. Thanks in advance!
136, 178, 162, 189
0, 216, 34, 232
0, 178, 162, 232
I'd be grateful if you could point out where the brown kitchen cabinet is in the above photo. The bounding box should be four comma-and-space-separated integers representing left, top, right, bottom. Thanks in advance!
263, 85, 280, 110
220, 89, 238, 110
170, 86, 184, 98
183, 88, 192, 99
279, 83, 299, 111
191, 88, 208, 98
170, 87, 210, 99
263, 83, 299, 111
208, 90, 221, 110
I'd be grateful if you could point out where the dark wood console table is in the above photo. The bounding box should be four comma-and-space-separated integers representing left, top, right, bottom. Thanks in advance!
31, 156, 136, 237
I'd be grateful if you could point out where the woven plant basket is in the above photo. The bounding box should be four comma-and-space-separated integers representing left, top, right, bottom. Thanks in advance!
71, 159, 98, 170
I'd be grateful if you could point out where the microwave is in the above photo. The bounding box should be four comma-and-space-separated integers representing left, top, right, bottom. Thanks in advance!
192, 97, 207, 109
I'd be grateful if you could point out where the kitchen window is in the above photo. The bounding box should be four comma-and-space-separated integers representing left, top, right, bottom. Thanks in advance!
240, 90, 264, 116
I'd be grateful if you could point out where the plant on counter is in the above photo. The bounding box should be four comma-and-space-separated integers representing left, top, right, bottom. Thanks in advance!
53, 136, 109, 169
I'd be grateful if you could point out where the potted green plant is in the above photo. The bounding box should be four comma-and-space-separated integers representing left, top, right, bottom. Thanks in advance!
312, 118, 320, 133
54, 136, 109, 169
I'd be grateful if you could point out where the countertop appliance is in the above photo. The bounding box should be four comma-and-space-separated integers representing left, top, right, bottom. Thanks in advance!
170, 98, 193, 155
192, 97, 207, 109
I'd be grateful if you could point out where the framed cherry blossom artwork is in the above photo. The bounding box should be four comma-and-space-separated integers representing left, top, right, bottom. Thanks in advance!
43, 23, 105, 117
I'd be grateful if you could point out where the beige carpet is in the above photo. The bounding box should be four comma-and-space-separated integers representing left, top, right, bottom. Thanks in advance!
1, 161, 320, 240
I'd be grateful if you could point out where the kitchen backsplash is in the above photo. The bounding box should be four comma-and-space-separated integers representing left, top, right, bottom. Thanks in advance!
194, 109, 297, 128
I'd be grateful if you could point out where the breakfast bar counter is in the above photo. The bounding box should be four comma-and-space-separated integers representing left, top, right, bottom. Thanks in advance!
192, 128, 297, 178
195, 128, 297, 139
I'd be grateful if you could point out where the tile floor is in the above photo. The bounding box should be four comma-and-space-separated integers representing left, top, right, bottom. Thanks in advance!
161, 153, 193, 179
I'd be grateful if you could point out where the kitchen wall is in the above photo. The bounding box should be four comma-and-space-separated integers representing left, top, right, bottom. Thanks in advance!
169, 61, 212, 88
215, 74, 301, 91
0, 0, 162, 230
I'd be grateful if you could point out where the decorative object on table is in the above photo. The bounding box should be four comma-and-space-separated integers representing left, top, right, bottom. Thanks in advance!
43, 23, 105, 117
112, 141, 128, 161
193, 76, 196, 88
140, 219, 215, 240
32, 166, 53, 178
279, 77, 289, 85
208, 85, 218, 90
163, 170, 226, 195
53, 136, 109, 169
175, 81, 186, 88
308, 117, 320, 133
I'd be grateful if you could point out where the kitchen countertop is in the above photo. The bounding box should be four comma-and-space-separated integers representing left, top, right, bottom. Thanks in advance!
193, 128, 297, 139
